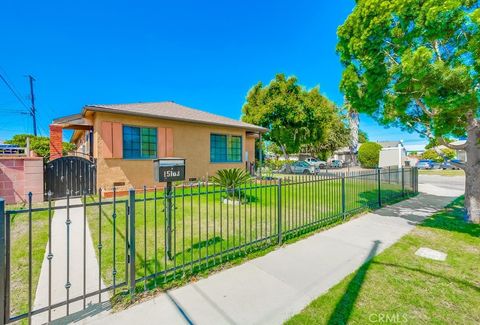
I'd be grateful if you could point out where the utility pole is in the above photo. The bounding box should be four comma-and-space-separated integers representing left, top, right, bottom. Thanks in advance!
27, 75, 37, 136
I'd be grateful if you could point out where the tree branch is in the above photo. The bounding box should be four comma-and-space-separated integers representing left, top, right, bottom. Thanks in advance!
414, 99, 434, 117
433, 40, 443, 62
438, 137, 467, 150
405, 121, 432, 139
384, 50, 400, 66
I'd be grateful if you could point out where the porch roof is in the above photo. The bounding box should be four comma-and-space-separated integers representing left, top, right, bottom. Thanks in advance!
52, 114, 93, 130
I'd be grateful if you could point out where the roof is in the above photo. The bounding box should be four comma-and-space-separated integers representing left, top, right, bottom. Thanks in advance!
450, 140, 466, 147
81, 101, 268, 133
377, 141, 404, 148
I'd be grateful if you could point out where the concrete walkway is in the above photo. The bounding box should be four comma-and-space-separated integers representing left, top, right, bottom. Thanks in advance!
84, 181, 463, 325
32, 198, 109, 325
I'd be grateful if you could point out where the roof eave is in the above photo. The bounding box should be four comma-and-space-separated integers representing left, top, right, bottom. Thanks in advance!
82, 105, 269, 133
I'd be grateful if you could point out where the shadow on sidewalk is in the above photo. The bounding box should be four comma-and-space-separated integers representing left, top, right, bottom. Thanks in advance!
326, 240, 380, 325
49, 301, 111, 325
371, 194, 459, 224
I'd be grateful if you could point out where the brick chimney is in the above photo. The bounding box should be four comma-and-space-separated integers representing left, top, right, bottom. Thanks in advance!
49, 124, 63, 160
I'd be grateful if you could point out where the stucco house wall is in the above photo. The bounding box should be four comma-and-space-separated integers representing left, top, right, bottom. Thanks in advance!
75, 111, 257, 190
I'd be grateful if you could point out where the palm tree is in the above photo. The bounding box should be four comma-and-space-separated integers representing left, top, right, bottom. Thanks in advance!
346, 97, 359, 166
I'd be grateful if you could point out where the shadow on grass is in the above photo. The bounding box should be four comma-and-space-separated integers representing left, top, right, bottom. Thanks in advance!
372, 261, 480, 293
172, 236, 225, 259
420, 196, 480, 238
327, 240, 380, 325
355, 188, 406, 209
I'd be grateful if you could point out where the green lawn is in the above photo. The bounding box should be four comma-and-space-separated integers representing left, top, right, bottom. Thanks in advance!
6, 202, 50, 320
419, 169, 464, 176
286, 197, 480, 325
1, 172, 410, 319
85, 175, 408, 292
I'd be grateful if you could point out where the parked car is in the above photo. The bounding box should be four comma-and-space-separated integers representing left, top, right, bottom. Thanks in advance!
304, 157, 327, 169
431, 162, 442, 169
291, 161, 315, 174
329, 160, 344, 168
416, 160, 433, 169
441, 160, 462, 170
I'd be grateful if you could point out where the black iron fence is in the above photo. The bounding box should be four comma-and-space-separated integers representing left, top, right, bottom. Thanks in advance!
0, 167, 418, 324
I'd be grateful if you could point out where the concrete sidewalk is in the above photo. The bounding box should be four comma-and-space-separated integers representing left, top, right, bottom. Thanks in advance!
85, 182, 463, 325
32, 198, 109, 325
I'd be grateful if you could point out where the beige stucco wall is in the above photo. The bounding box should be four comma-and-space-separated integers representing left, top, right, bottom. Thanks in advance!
87, 112, 256, 190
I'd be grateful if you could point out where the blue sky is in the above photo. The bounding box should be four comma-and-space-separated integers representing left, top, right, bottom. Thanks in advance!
0, 0, 426, 151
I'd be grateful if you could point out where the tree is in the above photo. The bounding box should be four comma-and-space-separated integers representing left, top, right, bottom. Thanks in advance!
5, 133, 76, 160
425, 137, 452, 150
422, 148, 456, 162
242, 74, 342, 161
358, 142, 382, 168
304, 117, 350, 160
358, 130, 369, 143
337, 0, 480, 223
345, 98, 360, 166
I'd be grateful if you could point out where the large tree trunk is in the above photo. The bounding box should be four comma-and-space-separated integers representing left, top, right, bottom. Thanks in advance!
280, 144, 292, 173
464, 121, 480, 224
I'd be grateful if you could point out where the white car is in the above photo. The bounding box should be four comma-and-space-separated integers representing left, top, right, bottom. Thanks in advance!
291, 161, 316, 174
304, 157, 327, 169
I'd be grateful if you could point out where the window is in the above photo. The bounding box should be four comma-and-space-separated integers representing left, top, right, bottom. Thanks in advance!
210, 134, 242, 162
123, 126, 157, 159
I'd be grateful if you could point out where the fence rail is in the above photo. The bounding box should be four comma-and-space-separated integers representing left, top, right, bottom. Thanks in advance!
0, 166, 418, 324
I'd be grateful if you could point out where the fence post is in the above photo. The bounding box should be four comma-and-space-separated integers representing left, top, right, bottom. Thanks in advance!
415, 167, 419, 193
0, 198, 6, 325
377, 168, 382, 207
401, 167, 405, 197
341, 176, 346, 220
128, 189, 136, 298
165, 182, 173, 260
277, 178, 282, 245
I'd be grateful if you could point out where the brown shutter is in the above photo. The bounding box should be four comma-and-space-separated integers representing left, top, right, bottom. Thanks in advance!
158, 127, 166, 157
166, 128, 174, 157
101, 121, 113, 158
112, 122, 123, 158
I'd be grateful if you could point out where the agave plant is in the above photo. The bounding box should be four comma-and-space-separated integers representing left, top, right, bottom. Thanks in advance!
211, 168, 251, 199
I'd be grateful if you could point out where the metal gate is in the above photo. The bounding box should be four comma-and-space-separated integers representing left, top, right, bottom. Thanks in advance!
44, 156, 96, 199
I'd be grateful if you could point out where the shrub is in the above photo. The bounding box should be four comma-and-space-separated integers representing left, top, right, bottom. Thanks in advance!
265, 159, 295, 171
211, 168, 251, 199
358, 142, 382, 168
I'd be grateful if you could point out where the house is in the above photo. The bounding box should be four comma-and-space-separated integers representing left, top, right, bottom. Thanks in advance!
448, 140, 466, 162
332, 147, 355, 165
377, 141, 407, 168
50, 101, 267, 191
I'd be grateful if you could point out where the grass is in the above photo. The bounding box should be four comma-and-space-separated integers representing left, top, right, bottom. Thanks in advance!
419, 169, 464, 176
286, 197, 480, 325
6, 201, 50, 320
85, 174, 409, 295
2, 170, 412, 320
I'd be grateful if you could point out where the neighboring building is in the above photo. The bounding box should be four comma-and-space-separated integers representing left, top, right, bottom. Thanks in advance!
378, 141, 407, 168
332, 147, 355, 165
50, 101, 267, 190
449, 140, 466, 162
432, 139, 466, 161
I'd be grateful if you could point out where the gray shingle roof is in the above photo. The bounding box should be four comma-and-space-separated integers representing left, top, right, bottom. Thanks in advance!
377, 141, 404, 148
83, 101, 268, 132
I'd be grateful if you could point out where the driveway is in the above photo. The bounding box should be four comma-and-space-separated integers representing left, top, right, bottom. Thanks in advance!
418, 174, 465, 193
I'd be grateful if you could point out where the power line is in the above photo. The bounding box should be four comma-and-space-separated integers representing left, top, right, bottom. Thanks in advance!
0, 72, 29, 110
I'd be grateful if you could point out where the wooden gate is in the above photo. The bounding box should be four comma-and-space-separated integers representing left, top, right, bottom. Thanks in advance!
44, 156, 96, 199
